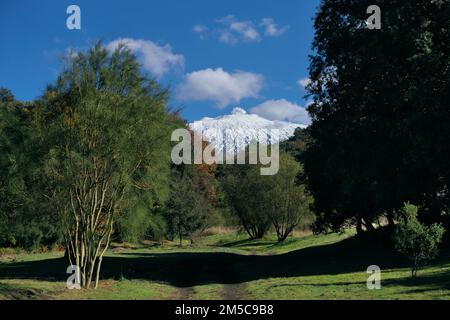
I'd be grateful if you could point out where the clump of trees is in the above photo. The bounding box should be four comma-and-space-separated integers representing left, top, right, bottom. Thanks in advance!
304, 0, 450, 234
222, 150, 314, 241
394, 203, 445, 277
0, 43, 224, 289
0, 89, 62, 249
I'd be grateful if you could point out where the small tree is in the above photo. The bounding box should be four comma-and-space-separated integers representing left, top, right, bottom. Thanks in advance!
222, 162, 272, 239
36, 43, 173, 288
394, 203, 445, 277
164, 167, 212, 246
267, 153, 314, 242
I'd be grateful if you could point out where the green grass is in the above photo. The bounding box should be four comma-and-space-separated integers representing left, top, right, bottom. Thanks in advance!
0, 229, 449, 300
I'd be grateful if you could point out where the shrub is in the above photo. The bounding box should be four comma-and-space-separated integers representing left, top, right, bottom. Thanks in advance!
117, 205, 152, 243
393, 203, 445, 277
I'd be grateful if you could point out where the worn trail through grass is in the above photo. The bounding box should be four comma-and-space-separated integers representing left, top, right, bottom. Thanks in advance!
1, 229, 449, 300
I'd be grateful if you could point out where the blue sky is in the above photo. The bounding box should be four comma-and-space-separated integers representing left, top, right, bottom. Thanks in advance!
0, 0, 319, 123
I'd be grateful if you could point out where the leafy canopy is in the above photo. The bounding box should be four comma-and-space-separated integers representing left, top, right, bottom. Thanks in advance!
394, 203, 445, 277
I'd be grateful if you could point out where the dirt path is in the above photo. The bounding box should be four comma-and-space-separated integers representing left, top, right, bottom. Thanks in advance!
221, 282, 247, 300
0, 286, 52, 300
218, 261, 248, 300
172, 286, 195, 300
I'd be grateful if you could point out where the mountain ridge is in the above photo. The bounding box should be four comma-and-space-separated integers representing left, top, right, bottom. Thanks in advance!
189, 107, 307, 153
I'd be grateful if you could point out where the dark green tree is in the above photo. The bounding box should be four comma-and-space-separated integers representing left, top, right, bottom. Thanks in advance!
280, 127, 313, 163
0, 90, 28, 246
164, 164, 215, 246
0, 89, 61, 249
304, 0, 450, 233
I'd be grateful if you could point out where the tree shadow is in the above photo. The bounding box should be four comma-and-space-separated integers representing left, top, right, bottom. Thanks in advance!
219, 239, 275, 248
1, 234, 449, 290
382, 269, 450, 294
0, 282, 51, 300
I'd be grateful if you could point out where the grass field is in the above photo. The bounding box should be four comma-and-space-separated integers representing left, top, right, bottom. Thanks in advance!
0, 229, 449, 300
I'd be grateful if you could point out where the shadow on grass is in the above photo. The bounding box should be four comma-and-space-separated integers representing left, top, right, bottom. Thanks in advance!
1, 232, 449, 290
382, 269, 450, 294
220, 239, 275, 248
0, 282, 51, 300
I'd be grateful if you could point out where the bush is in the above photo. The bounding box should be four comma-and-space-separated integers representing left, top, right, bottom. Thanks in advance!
393, 203, 445, 277
0, 210, 62, 250
147, 214, 167, 243
117, 205, 152, 243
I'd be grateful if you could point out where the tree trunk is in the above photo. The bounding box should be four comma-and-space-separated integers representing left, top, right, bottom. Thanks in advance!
412, 257, 419, 277
356, 217, 363, 234
66, 196, 116, 289
386, 210, 395, 227
94, 257, 103, 289
278, 232, 289, 242
363, 218, 376, 232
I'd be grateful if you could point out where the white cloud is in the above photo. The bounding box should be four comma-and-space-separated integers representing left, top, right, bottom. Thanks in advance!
297, 77, 311, 88
228, 20, 260, 41
107, 38, 185, 78
261, 18, 290, 37
176, 68, 264, 108
193, 24, 208, 33
193, 15, 288, 45
217, 15, 261, 44
250, 99, 311, 124
218, 30, 238, 45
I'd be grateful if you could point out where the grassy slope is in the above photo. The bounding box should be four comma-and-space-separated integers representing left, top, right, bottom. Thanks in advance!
0, 229, 449, 300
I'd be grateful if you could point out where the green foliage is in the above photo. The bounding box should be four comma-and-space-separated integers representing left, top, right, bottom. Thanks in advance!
222, 150, 313, 241
394, 203, 445, 277
146, 213, 167, 243
36, 42, 174, 224
0, 89, 62, 249
164, 165, 213, 245
222, 161, 272, 239
268, 153, 314, 241
0, 97, 25, 246
280, 127, 313, 163
117, 205, 167, 243
117, 205, 152, 243
29, 42, 175, 288
304, 0, 450, 233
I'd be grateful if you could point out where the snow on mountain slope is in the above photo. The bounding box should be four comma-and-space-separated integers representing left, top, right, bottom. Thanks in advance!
189, 107, 307, 153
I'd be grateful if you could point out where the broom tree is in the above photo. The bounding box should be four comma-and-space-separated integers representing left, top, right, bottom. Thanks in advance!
35, 42, 173, 288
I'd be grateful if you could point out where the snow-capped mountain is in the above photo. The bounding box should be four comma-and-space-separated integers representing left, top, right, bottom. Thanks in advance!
189, 107, 307, 154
